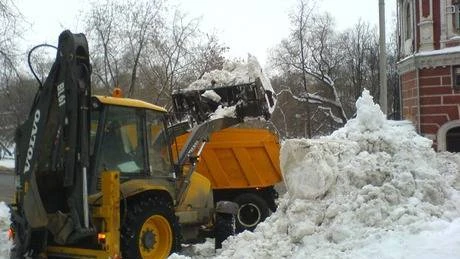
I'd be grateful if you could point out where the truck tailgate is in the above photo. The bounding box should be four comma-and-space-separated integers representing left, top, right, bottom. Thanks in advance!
175, 128, 282, 189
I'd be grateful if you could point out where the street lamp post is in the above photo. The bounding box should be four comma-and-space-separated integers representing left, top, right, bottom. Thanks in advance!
379, 0, 388, 115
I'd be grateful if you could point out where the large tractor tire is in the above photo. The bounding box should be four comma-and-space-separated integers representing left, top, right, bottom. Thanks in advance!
233, 193, 270, 233
121, 196, 181, 259
214, 213, 235, 249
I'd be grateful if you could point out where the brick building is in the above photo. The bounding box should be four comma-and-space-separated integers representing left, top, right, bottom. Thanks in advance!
398, 0, 460, 151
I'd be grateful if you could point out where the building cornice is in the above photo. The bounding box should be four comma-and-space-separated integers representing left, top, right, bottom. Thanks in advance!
397, 48, 460, 74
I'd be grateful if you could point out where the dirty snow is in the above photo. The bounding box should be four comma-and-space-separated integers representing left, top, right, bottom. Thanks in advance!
2, 89, 460, 258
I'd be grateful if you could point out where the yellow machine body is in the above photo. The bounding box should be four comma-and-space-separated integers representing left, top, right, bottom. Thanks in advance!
175, 128, 283, 189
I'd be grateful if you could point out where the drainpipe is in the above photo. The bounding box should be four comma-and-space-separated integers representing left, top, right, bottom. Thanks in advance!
397, 1, 403, 120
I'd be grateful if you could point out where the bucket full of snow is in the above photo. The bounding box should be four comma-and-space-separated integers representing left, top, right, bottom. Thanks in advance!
172, 55, 276, 124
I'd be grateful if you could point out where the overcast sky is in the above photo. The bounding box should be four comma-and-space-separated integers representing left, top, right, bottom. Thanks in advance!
15, 0, 396, 66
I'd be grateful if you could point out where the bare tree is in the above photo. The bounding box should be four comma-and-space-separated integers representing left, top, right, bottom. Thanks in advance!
142, 10, 200, 105
336, 20, 380, 116
85, 0, 122, 92
0, 0, 21, 65
188, 33, 228, 80
386, 25, 401, 119
85, 0, 165, 97
122, 0, 164, 97
271, 0, 347, 138
0, 0, 24, 150
85, 1, 227, 106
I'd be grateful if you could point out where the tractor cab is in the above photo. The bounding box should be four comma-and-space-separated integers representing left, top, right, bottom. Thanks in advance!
89, 94, 176, 191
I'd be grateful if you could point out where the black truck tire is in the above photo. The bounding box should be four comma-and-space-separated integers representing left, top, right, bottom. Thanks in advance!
233, 193, 270, 233
214, 213, 235, 249
121, 195, 181, 259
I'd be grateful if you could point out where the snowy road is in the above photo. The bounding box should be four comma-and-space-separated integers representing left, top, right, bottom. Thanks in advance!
0, 173, 14, 203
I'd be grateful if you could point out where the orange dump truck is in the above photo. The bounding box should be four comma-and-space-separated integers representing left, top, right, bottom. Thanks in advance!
175, 127, 283, 232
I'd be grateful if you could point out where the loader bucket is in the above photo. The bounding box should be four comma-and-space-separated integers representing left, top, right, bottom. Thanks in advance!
172, 77, 276, 124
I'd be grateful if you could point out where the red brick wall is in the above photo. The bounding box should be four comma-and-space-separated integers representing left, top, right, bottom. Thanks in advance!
418, 67, 460, 135
446, 40, 460, 47
422, 0, 430, 17
401, 66, 460, 137
401, 70, 418, 125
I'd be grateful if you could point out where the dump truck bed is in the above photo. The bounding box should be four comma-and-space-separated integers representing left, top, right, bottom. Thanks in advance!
175, 128, 282, 189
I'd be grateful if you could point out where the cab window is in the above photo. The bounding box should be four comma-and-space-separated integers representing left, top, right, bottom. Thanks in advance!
146, 110, 173, 176
98, 106, 145, 174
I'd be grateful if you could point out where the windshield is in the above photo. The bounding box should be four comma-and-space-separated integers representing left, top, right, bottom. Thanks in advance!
97, 105, 145, 174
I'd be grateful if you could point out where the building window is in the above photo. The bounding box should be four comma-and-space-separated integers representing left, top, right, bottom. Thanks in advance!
454, 0, 460, 31
453, 66, 460, 89
447, 127, 460, 152
405, 3, 412, 39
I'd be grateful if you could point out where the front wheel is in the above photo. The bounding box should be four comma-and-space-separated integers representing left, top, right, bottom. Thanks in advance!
234, 193, 270, 233
121, 196, 181, 259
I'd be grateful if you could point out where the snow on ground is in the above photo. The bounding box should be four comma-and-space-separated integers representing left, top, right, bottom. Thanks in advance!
0, 159, 14, 169
0, 146, 14, 170
1, 90, 460, 258
0, 202, 12, 258
171, 89, 460, 258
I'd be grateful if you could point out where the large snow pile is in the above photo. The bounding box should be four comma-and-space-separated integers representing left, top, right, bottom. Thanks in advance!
0, 202, 11, 258
171, 89, 460, 258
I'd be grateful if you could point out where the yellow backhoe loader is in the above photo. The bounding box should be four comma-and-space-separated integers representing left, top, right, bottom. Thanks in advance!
8, 30, 276, 258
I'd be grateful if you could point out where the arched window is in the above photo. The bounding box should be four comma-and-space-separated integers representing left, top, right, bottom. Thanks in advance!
446, 127, 460, 152
437, 120, 460, 151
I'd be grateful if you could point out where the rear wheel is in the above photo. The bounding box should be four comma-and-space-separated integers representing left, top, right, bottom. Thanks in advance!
121, 196, 181, 259
234, 193, 269, 233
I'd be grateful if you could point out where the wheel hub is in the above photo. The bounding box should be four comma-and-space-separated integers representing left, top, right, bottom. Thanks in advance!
141, 229, 156, 250
238, 203, 261, 228
138, 214, 173, 258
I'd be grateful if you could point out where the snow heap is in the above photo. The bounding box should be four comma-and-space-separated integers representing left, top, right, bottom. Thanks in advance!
186, 54, 276, 119
182, 89, 460, 258
0, 202, 11, 258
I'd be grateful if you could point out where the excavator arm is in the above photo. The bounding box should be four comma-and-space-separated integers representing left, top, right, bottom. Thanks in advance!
11, 30, 92, 257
